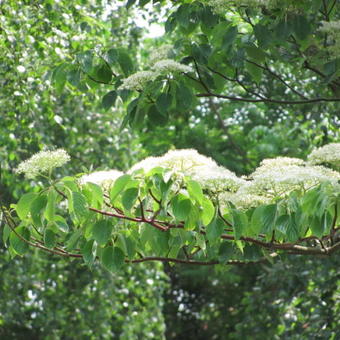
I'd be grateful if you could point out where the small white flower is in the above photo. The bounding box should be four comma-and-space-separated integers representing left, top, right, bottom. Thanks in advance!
219, 191, 271, 210
129, 149, 243, 192
152, 59, 193, 74
16, 149, 70, 179
248, 156, 340, 197
118, 71, 158, 91
206, 0, 272, 15
308, 143, 340, 168
17, 65, 26, 73
191, 165, 245, 192
319, 21, 340, 57
149, 44, 173, 64
80, 170, 124, 190
130, 149, 217, 174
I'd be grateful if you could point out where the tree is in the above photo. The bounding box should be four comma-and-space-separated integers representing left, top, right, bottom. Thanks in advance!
1, 1, 339, 338
0, 2, 167, 337
1, 0, 339, 268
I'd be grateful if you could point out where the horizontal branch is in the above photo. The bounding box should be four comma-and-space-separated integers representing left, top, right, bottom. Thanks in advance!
196, 92, 340, 104
129, 256, 272, 266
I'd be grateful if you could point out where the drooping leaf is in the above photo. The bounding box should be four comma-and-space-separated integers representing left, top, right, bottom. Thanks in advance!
110, 174, 132, 203
9, 226, 30, 255
101, 246, 125, 271
172, 196, 192, 221
201, 197, 215, 226
102, 90, 117, 110
16, 192, 38, 220
91, 220, 113, 246
44, 228, 56, 249
232, 209, 248, 240
121, 187, 139, 211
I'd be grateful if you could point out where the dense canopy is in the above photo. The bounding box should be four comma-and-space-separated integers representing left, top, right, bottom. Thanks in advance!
1, 0, 339, 338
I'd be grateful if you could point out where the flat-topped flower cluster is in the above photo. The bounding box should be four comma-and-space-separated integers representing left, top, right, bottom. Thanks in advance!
119, 58, 193, 91
15, 149, 70, 179
16, 143, 340, 210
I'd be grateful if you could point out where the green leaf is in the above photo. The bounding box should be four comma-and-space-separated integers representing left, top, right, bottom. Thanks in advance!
52, 63, 68, 93
44, 228, 56, 248
245, 45, 266, 63
92, 220, 112, 246
276, 215, 290, 235
81, 239, 97, 265
261, 204, 277, 234
102, 90, 117, 110
201, 197, 215, 226
172, 196, 192, 221
250, 205, 266, 235
130, 104, 146, 130
309, 216, 323, 238
2, 224, 11, 245
54, 215, 69, 233
117, 49, 134, 76
30, 195, 48, 227
156, 92, 172, 114
110, 174, 132, 202
206, 216, 224, 243
184, 205, 200, 230
232, 209, 248, 240
222, 26, 237, 49
292, 15, 310, 41
16, 192, 37, 220
286, 214, 299, 242
254, 24, 272, 48
102, 246, 125, 271
246, 62, 263, 83
95, 63, 112, 83
275, 19, 292, 40
45, 190, 56, 222
66, 229, 82, 250
83, 182, 104, 208
106, 48, 118, 65
218, 242, 234, 263
301, 187, 320, 214
187, 180, 204, 205
121, 187, 139, 211
10, 226, 30, 255
147, 105, 168, 126
175, 82, 194, 111
71, 191, 88, 221
321, 211, 332, 235
77, 50, 94, 73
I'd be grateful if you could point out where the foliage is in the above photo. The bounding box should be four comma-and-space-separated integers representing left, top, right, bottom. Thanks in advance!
3, 145, 339, 268
163, 255, 339, 340
0, 249, 167, 339
1, 0, 340, 338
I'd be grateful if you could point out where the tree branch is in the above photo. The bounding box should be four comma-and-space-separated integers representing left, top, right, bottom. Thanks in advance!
196, 92, 340, 104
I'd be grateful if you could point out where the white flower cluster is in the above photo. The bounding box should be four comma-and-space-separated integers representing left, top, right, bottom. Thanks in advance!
206, 0, 272, 15
191, 165, 244, 192
206, 0, 300, 15
319, 21, 340, 57
153, 59, 193, 75
149, 44, 173, 64
319, 20, 340, 33
118, 71, 158, 91
16, 149, 70, 179
129, 149, 242, 192
308, 143, 340, 168
80, 170, 123, 190
118, 59, 193, 91
219, 191, 271, 210
248, 157, 340, 197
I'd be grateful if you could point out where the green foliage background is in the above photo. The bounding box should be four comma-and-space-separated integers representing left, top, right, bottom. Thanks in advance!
0, 0, 339, 339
